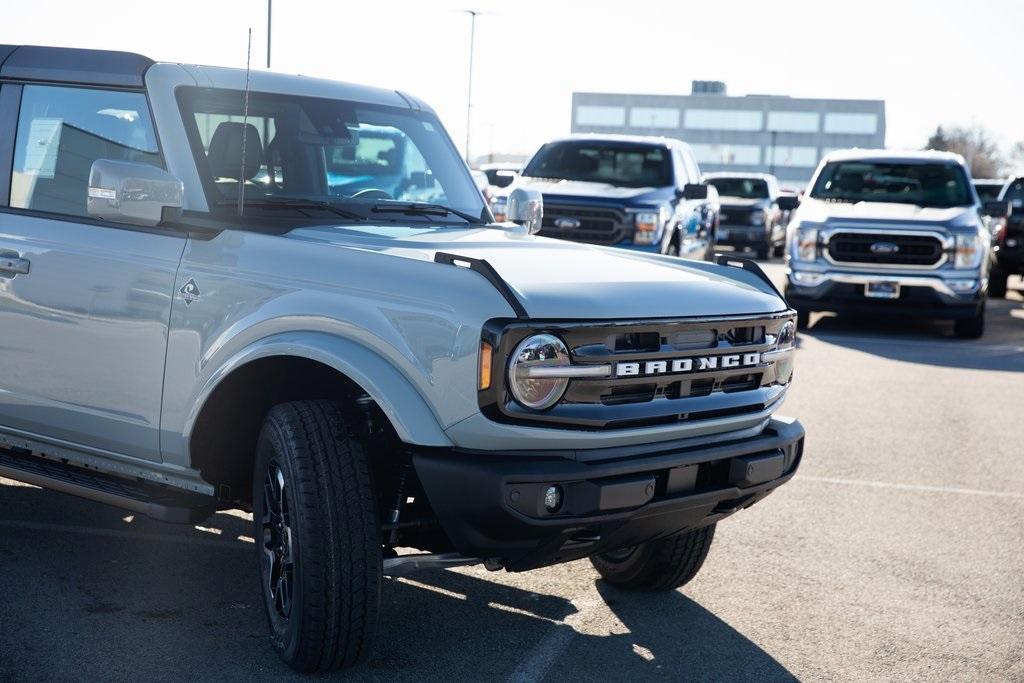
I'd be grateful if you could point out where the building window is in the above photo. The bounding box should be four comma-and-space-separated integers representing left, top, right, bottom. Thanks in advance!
766, 111, 819, 133
629, 107, 680, 129
766, 146, 819, 167
823, 112, 878, 135
690, 143, 761, 166
576, 105, 626, 127
684, 109, 763, 131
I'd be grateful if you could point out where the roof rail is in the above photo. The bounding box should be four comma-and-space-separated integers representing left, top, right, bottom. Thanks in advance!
0, 45, 153, 88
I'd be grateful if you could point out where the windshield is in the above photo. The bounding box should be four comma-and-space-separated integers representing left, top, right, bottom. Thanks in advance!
707, 177, 769, 199
178, 87, 486, 220
810, 161, 972, 208
973, 182, 1004, 202
522, 141, 672, 188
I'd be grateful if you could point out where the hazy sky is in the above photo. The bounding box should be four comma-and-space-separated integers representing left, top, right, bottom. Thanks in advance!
4, 0, 1023, 162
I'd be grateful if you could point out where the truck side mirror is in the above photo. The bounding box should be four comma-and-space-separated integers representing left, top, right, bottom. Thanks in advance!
506, 188, 543, 234
88, 159, 184, 227
777, 194, 801, 212
681, 183, 708, 200
982, 199, 1010, 218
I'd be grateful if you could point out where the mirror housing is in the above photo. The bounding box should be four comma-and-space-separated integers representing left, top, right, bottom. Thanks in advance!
506, 188, 543, 234
982, 199, 1010, 219
777, 194, 801, 212
88, 159, 184, 227
681, 183, 708, 200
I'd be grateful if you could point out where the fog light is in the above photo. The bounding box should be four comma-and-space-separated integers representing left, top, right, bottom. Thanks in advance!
544, 485, 563, 513
790, 270, 826, 286
948, 278, 979, 293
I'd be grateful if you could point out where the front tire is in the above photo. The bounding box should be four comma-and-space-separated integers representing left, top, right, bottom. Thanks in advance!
590, 524, 716, 591
253, 400, 381, 674
954, 309, 985, 339
988, 265, 1009, 298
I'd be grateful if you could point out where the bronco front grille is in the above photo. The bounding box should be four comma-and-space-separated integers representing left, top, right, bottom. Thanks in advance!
479, 313, 793, 430
826, 231, 945, 267
538, 204, 629, 246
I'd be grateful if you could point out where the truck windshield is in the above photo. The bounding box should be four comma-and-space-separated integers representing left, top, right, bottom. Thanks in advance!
809, 161, 972, 208
522, 141, 672, 188
177, 87, 486, 221
706, 178, 769, 199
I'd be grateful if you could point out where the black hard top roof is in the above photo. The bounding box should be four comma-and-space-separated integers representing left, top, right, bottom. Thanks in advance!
0, 45, 154, 88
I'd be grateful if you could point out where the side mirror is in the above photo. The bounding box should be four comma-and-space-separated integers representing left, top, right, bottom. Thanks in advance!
777, 194, 801, 212
681, 183, 708, 200
507, 187, 543, 234
88, 159, 184, 227
982, 199, 1010, 218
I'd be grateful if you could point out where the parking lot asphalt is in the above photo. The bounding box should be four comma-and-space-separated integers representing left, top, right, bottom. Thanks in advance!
1, 261, 1022, 682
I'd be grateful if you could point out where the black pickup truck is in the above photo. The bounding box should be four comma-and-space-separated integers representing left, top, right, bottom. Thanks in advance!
704, 172, 786, 260
494, 135, 720, 260
990, 176, 1024, 297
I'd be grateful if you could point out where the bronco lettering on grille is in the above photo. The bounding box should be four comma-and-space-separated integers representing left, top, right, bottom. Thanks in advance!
616, 352, 762, 377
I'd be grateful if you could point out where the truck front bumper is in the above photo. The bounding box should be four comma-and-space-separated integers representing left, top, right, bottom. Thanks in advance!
412, 417, 804, 571
785, 269, 984, 319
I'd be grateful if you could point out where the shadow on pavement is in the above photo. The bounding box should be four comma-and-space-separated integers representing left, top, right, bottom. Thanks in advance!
0, 481, 793, 681
799, 290, 1024, 373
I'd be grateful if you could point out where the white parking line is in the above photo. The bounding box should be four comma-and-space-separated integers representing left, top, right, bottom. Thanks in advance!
507, 592, 612, 683
0, 519, 254, 549
799, 474, 1024, 500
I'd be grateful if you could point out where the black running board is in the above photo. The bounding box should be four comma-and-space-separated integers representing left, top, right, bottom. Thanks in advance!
0, 448, 217, 524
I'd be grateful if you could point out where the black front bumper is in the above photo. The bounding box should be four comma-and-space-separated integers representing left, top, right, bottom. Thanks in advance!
412, 418, 804, 571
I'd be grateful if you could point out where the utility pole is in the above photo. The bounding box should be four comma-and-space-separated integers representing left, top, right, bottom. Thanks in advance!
464, 9, 478, 165
266, 0, 273, 69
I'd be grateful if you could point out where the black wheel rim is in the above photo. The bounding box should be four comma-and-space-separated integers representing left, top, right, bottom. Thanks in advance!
262, 461, 294, 621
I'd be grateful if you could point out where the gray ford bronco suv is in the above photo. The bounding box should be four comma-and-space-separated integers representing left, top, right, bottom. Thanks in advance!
0, 46, 804, 673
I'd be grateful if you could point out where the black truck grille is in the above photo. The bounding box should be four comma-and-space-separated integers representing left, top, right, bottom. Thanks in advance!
827, 232, 944, 266
480, 314, 794, 430
538, 204, 629, 246
719, 206, 753, 226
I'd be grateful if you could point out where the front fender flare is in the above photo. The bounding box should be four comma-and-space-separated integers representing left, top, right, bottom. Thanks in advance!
183, 331, 453, 449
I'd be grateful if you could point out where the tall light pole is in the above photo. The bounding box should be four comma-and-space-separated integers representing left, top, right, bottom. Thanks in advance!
266, 0, 273, 69
464, 9, 478, 164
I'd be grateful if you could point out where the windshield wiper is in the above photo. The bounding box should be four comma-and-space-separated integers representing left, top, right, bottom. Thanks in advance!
369, 201, 485, 224
220, 197, 366, 221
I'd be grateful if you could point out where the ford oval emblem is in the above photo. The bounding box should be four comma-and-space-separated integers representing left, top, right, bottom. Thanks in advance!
554, 217, 581, 229
869, 241, 900, 255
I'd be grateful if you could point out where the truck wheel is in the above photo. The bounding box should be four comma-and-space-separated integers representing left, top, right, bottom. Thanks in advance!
771, 241, 785, 258
988, 266, 1008, 298
954, 310, 985, 339
755, 243, 769, 260
253, 400, 381, 673
795, 308, 811, 330
590, 524, 716, 591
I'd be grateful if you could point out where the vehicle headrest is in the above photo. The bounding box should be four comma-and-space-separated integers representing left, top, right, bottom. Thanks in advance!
207, 121, 263, 181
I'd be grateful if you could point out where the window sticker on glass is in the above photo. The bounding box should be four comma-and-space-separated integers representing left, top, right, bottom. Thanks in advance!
422, 121, 435, 132
24, 118, 63, 179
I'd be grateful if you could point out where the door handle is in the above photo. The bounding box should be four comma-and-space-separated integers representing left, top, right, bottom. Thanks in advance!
0, 256, 30, 275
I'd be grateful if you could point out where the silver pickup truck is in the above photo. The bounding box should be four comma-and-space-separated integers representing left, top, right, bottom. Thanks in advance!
782, 149, 1002, 338
0, 45, 804, 673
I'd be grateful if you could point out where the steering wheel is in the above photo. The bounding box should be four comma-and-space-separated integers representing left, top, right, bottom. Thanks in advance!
351, 188, 393, 200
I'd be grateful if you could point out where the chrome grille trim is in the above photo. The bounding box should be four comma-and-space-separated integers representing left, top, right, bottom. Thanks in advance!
821, 226, 952, 270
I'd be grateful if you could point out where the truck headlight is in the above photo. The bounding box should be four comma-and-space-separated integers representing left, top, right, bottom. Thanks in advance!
750, 210, 766, 226
794, 227, 819, 262
633, 211, 661, 245
508, 334, 570, 410
492, 197, 508, 223
953, 233, 984, 269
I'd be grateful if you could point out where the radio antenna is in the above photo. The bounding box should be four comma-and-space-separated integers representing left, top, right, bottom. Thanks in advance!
237, 27, 253, 217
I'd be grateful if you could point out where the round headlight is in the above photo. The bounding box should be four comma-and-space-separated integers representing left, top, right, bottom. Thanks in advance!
508, 334, 570, 410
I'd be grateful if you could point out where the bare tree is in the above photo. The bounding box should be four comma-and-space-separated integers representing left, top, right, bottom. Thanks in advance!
924, 125, 1005, 178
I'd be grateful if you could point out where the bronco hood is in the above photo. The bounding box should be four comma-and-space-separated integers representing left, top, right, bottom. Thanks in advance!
288, 224, 786, 319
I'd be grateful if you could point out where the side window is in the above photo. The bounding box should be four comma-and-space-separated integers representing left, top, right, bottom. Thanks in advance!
10, 85, 162, 218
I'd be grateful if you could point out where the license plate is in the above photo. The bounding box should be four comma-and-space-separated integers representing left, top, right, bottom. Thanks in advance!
865, 281, 900, 299
718, 229, 729, 240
